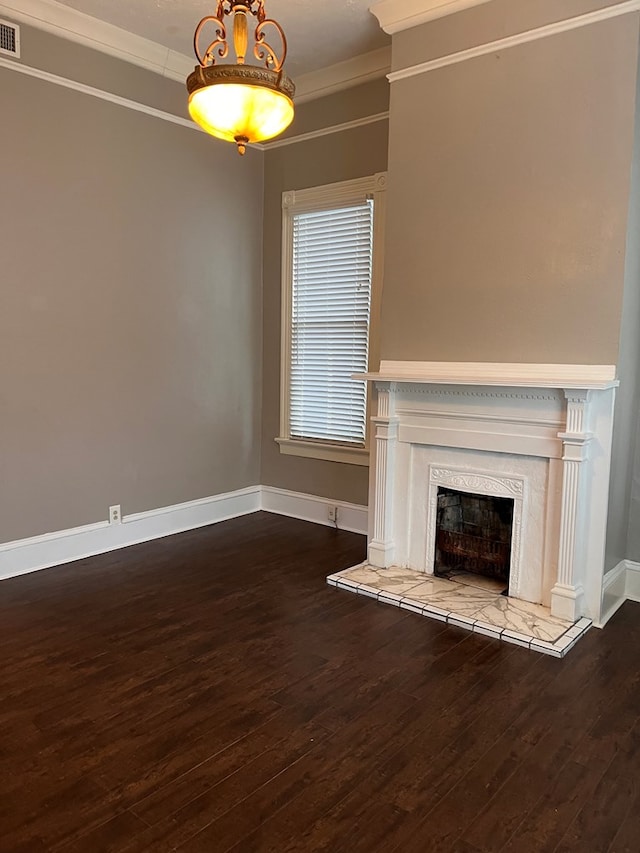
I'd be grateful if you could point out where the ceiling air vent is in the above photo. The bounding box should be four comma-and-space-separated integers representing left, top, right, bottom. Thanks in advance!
0, 20, 20, 58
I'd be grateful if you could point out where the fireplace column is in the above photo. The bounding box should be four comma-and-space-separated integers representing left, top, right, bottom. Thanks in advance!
552, 390, 592, 621
368, 383, 398, 567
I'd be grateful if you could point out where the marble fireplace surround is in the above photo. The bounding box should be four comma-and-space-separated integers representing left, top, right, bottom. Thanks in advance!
358, 362, 618, 624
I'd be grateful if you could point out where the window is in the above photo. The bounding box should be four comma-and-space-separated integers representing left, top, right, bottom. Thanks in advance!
278, 173, 386, 465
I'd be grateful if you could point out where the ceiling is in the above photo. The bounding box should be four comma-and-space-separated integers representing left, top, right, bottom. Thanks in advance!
53, 0, 391, 78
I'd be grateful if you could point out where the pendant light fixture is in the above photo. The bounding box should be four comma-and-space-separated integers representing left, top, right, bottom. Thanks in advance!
187, 1, 295, 155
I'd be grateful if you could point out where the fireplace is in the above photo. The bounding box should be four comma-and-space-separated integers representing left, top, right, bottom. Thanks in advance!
361, 361, 618, 624
434, 487, 513, 589
422, 461, 529, 600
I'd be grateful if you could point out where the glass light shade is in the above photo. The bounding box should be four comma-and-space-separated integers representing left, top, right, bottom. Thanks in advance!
189, 81, 294, 145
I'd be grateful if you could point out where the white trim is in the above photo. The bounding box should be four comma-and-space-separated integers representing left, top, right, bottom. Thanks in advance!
0, 0, 390, 101
275, 437, 370, 466
0, 487, 261, 582
0, 54, 387, 149
368, 387, 397, 565
371, 0, 493, 34
262, 111, 389, 150
0, 55, 199, 132
599, 559, 640, 625
358, 361, 618, 389
600, 560, 629, 625
261, 486, 368, 535
367, 373, 616, 623
279, 173, 388, 464
0, 54, 269, 151
281, 173, 388, 212
0, 486, 368, 582
294, 46, 391, 103
387, 1, 640, 83
0, 0, 192, 81
626, 559, 640, 602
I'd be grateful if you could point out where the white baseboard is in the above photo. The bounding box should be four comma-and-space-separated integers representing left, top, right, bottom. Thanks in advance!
0, 485, 368, 582
626, 560, 640, 602
261, 486, 368, 536
600, 560, 628, 626
0, 486, 261, 582
600, 559, 640, 625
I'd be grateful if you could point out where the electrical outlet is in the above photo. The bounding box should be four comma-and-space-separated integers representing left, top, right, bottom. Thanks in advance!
328, 505, 338, 523
109, 504, 121, 525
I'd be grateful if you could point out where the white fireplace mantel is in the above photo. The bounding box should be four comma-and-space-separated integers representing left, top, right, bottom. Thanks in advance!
357, 360, 618, 389
359, 361, 618, 624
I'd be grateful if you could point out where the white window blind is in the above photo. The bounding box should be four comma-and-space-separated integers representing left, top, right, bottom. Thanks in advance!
289, 200, 374, 446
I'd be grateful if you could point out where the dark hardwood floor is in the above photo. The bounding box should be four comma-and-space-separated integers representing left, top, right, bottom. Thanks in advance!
1, 512, 639, 852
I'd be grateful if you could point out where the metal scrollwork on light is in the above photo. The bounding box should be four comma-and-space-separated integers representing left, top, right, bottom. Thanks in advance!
254, 16, 287, 71
193, 8, 228, 67
193, 0, 287, 71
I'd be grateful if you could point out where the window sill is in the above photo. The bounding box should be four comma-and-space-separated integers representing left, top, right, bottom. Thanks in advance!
275, 437, 370, 466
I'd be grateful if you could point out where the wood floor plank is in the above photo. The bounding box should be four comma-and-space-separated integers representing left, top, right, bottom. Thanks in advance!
128, 706, 327, 825
553, 760, 637, 853
217, 639, 535, 853
284, 643, 552, 853
606, 792, 640, 853
498, 758, 609, 853
121, 716, 329, 852
56, 810, 148, 853
187, 681, 421, 852
1, 512, 639, 853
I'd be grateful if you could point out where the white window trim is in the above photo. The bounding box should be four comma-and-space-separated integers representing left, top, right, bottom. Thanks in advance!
277, 172, 387, 465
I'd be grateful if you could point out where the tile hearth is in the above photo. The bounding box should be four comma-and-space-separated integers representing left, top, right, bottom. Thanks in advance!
327, 564, 592, 658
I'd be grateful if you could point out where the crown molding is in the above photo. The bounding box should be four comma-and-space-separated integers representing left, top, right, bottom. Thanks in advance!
0, 49, 387, 154
370, 0, 494, 34
388, 0, 640, 83
294, 46, 391, 103
262, 111, 389, 150
0, 0, 195, 81
0, 52, 276, 153
0, 0, 390, 101
0, 53, 199, 129
0, 46, 387, 153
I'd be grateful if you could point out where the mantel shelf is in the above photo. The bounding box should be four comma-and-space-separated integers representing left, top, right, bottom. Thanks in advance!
355, 361, 618, 391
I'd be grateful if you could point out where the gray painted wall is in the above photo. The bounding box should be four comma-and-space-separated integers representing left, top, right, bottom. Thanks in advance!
605, 41, 640, 572
16, 21, 188, 118
381, 14, 638, 363
629, 422, 640, 562
277, 78, 390, 139
0, 40, 263, 542
260, 82, 390, 506
386, 0, 640, 570
4, 6, 640, 566
393, 0, 630, 70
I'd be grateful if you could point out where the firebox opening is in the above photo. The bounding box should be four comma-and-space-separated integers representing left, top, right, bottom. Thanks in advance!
434, 487, 514, 593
